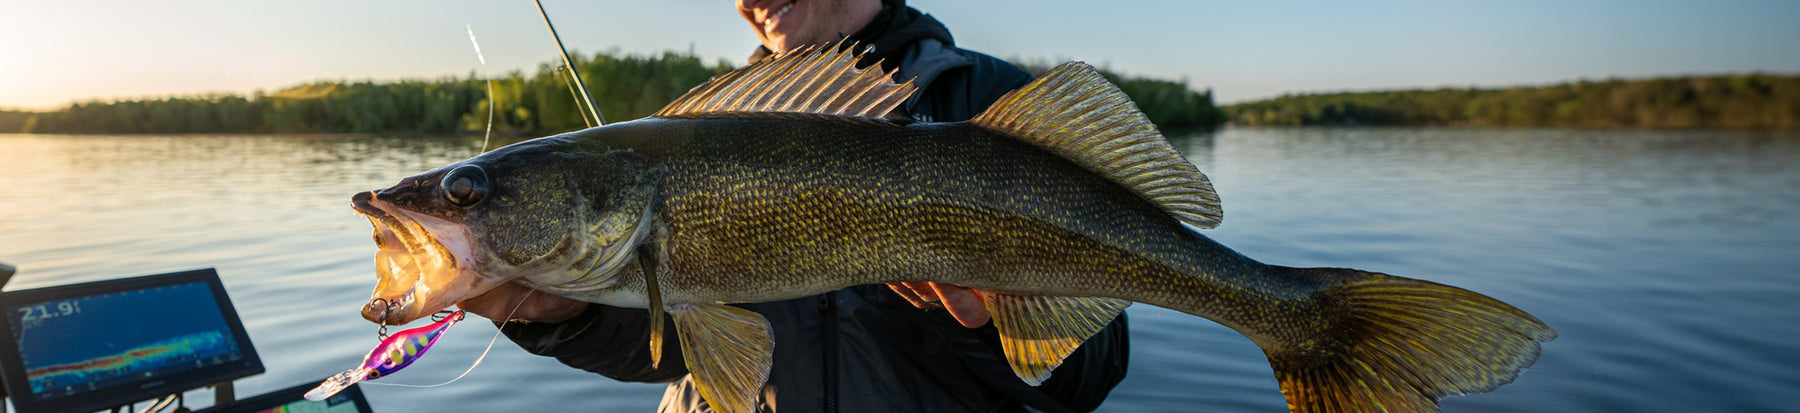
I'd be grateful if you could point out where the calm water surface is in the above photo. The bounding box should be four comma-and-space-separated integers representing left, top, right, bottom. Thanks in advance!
1, 128, 1796, 412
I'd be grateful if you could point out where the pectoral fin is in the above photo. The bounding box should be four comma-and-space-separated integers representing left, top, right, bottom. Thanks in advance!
639, 245, 666, 368
982, 293, 1131, 385
670, 303, 773, 413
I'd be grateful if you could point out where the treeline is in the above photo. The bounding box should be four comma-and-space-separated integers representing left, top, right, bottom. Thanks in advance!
1228, 74, 1800, 128
1015, 61, 1227, 131
10, 51, 1227, 135
18, 51, 734, 135
0, 110, 31, 133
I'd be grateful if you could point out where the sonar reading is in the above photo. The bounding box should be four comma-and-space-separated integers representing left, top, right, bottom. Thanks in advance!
14, 301, 83, 328
6, 281, 243, 401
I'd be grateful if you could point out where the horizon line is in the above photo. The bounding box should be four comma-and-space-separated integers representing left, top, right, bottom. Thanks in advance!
7, 68, 1797, 111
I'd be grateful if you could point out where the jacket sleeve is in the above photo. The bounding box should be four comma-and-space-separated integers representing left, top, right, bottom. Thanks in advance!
497, 303, 689, 383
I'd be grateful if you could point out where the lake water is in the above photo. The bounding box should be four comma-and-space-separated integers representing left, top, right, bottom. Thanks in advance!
1, 128, 1796, 412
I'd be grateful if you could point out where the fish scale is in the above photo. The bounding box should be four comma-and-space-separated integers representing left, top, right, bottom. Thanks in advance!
349, 45, 1552, 413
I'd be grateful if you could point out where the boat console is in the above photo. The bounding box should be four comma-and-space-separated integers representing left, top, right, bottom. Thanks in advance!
0, 268, 370, 413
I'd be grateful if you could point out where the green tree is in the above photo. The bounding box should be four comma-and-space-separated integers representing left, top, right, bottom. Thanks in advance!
1228, 74, 1800, 128
21, 50, 1236, 135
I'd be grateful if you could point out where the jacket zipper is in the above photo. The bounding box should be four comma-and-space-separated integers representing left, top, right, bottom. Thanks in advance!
821, 295, 839, 413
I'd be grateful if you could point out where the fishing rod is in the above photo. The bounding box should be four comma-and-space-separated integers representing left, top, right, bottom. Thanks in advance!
533, 0, 605, 127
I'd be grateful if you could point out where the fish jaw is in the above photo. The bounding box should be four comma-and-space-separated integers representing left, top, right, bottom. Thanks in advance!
358, 268, 505, 325
352, 190, 511, 325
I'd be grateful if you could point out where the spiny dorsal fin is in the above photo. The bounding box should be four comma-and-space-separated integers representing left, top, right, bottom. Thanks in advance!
969, 63, 1224, 228
653, 42, 917, 119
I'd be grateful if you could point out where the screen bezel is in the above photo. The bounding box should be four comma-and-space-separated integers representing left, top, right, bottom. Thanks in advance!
0, 268, 265, 413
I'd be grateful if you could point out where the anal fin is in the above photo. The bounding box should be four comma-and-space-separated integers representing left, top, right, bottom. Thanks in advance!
982, 293, 1131, 385
670, 303, 773, 413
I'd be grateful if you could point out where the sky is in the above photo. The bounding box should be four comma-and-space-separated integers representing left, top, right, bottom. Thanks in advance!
2, 0, 1798, 110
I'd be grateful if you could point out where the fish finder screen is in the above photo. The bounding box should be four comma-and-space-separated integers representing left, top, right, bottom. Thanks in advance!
4, 281, 245, 401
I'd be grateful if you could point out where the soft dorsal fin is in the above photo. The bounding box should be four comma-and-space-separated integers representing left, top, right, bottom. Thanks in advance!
969, 63, 1224, 228
653, 43, 917, 119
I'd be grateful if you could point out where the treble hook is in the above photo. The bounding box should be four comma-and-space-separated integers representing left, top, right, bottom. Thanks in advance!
430, 309, 463, 323
372, 297, 394, 341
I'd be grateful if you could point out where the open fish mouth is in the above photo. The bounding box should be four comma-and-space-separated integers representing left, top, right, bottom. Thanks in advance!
351, 191, 479, 325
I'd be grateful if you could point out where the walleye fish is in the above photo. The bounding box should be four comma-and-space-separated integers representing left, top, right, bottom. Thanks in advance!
349, 45, 1553, 413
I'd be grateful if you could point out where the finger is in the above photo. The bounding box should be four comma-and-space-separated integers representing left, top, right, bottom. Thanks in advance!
931, 283, 991, 328
888, 282, 942, 309
457, 282, 584, 323
886, 282, 932, 308
517, 292, 586, 323
903, 281, 941, 303
456, 282, 525, 320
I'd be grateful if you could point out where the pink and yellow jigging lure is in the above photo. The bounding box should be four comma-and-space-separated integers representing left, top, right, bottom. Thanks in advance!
305, 310, 464, 400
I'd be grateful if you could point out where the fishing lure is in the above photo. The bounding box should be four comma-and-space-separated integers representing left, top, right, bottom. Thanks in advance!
305, 310, 464, 400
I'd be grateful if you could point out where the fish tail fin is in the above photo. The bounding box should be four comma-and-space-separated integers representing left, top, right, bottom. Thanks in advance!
1262, 267, 1555, 413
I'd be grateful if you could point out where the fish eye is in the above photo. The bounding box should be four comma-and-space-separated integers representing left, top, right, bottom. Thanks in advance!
441, 164, 489, 207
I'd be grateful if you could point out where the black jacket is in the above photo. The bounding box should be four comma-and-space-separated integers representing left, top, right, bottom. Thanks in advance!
500, 3, 1130, 412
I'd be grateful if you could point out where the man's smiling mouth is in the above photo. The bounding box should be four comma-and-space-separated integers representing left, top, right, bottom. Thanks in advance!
765, 3, 795, 32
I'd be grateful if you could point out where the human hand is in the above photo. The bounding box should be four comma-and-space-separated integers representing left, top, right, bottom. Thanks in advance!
887, 282, 990, 328
456, 282, 587, 324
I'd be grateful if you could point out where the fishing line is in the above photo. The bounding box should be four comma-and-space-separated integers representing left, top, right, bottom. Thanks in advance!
557, 67, 591, 128
466, 23, 495, 153
362, 288, 534, 389
358, 25, 511, 390
534, 0, 604, 126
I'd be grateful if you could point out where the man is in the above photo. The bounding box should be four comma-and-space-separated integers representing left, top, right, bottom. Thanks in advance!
458, 1, 1129, 411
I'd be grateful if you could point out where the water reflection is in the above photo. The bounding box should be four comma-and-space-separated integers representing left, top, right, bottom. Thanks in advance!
1, 129, 1797, 412
1, 133, 666, 412
1132, 128, 1800, 413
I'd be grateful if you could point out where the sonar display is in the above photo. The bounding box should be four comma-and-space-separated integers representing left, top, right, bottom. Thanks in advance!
6, 281, 244, 401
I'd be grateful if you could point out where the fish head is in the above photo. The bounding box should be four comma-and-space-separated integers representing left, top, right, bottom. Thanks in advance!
352, 137, 664, 325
